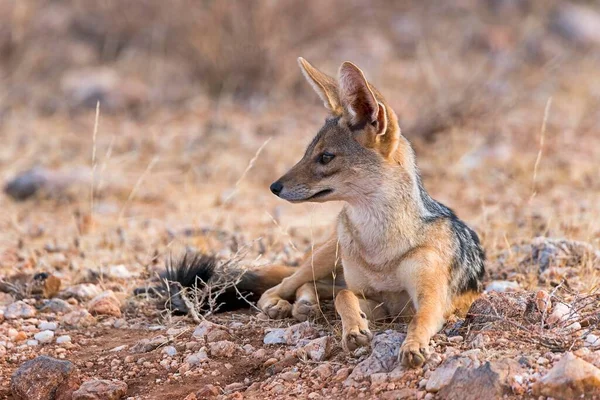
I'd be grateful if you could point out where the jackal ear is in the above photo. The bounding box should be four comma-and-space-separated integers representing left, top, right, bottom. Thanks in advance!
338, 62, 378, 125
298, 57, 342, 114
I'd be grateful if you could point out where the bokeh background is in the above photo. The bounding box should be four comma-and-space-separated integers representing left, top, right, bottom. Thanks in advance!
1, 1, 600, 397
1, 0, 599, 284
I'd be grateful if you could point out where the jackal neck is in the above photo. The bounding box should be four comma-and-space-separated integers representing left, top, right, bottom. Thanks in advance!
341, 139, 429, 262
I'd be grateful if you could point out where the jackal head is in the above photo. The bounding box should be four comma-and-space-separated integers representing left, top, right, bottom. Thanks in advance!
270, 58, 413, 204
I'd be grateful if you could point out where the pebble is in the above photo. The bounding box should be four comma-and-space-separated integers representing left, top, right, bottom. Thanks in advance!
163, 346, 178, 356
56, 335, 72, 344
4, 301, 37, 319
62, 310, 97, 328
34, 330, 55, 344
40, 299, 73, 314
485, 280, 520, 293
537, 357, 550, 365
585, 334, 599, 348
87, 290, 122, 317
208, 340, 236, 357
39, 321, 59, 331
64, 283, 102, 300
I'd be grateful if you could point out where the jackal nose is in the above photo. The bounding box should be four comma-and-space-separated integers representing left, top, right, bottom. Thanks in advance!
270, 181, 283, 196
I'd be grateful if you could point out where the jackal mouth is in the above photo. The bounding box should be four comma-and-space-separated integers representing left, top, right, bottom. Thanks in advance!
307, 188, 334, 200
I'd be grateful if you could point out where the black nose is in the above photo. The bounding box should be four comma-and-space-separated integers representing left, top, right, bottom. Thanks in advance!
270, 181, 283, 196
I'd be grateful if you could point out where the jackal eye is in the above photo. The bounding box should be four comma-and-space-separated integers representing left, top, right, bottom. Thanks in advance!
319, 152, 335, 165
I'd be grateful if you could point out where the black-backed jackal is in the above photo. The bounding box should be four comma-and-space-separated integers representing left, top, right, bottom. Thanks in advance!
160, 58, 485, 368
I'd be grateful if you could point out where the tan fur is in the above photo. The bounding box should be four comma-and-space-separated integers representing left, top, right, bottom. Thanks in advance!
259, 58, 482, 368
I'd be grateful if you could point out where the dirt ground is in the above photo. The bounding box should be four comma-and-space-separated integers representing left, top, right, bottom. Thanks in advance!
1, 1, 600, 399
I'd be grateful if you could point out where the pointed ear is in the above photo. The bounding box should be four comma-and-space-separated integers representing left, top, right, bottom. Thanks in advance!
297, 57, 342, 114
338, 62, 378, 125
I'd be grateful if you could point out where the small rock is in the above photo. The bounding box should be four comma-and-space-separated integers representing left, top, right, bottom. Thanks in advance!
345, 331, 405, 386
551, 4, 600, 47
263, 328, 286, 345
41, 298, 74, 314
72, 379, 128, 400
56, 335, 72, 344
197, 384, 220, 398
426, 356, 478, 392
447, 336, 464, 343
27, 340, 39, 346
252, 348, 267, 359
162, 346, 177, 357
104, 264, 139, 280
311, 363, 334, 380
186, 348, 209, 365
39, 321, 59, 331
547, 302, 581, 331
585, 334, 600, 348
302, 336, 333, 361
224, 382, 245, 393
469, 334, 486, 349
537, 356, 550, 365
64, 284, 102, 301
280, 371, 300, 381
438, 359, 523, 400
535, 290, 552, 313
334, 367, 353, 382
130, 335, 168, 354
264, 321, 319, 345
87, 291, 122, 317
533, 352, 600, 399
34, 330, 55, 344
4, 301, 37, 319
11, 356, 81, 400
381, 388, 419, 400
0, 292, 15, 306
62, 310, 97, 328
208, 340, 236, 358
485, 281, 520, 293
192, 321, 229, 342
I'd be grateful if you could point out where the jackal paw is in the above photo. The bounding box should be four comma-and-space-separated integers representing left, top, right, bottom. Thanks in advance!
399, 338, 430, 368
292, 299, 318, 321
258, 295, 292, 320
342, 325, 373, 352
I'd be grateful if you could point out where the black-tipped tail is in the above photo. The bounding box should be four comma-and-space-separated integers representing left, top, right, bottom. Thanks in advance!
136, 252, 296, 315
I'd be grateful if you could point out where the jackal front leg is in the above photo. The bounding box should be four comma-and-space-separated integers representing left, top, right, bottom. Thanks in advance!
399, 248, 449, 368
258, 235, 340, 320
335, 290, 387, 351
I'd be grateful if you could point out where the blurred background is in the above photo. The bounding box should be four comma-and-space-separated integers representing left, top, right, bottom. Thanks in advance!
0, 0, 599, 281
1, 1, 600, 396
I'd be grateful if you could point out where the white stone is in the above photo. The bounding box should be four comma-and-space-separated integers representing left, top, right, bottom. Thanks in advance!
56, 335, 71, 344
485, 281, 520, 293
38, 321, 58, 331
34, 330, 55, 344
585, 334, 600, 348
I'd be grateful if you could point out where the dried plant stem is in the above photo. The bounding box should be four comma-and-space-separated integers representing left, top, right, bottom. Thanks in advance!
90, 101, 100, 225
530, 97, 552, 200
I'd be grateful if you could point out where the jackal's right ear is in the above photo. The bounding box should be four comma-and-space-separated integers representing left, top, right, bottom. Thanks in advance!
298, 57, 342, 115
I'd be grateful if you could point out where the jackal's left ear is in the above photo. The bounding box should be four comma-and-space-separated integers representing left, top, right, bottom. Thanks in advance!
339, 62, 399, 157
338, 62, 379, 126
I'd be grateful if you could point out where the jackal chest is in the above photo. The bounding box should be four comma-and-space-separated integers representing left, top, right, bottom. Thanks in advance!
337, 231, 415, 298
336, 209, 420, 300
